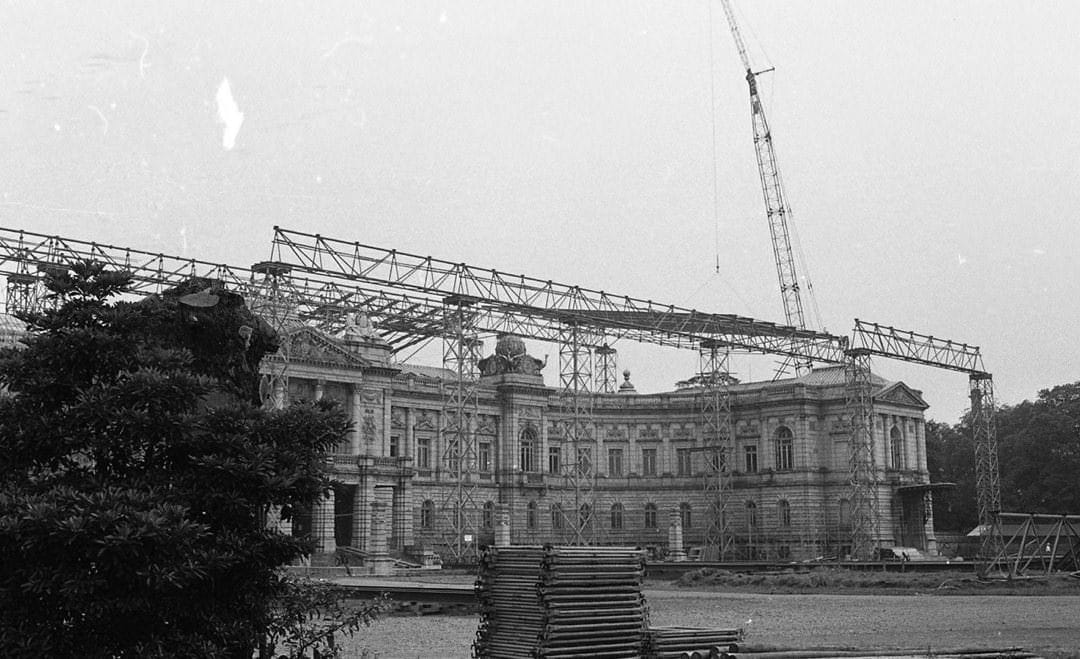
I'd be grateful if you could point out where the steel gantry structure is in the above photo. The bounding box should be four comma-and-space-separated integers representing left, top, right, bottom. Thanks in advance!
0, 226, 999, 561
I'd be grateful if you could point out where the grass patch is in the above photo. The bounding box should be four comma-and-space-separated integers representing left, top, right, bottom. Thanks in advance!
673, 567, 1080, 595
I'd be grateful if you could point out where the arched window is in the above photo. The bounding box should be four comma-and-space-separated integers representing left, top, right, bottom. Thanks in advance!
890, 426, 903, 470
644, 503, 658, 529
519, 427, 538, 472
611, 503, 625, 530
679, 502, 692, 529
746, 500, 758, 529
774, 426, 794, 471
420, 499, 434, 530
527, 500, 538, 529
482, 501, 495, 529
551, 503, 565, 530
838, 498, 851, 527
778, 499, 791, 528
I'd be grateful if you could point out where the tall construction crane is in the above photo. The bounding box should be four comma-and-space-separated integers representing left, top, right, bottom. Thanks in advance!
719, 0, 817, 377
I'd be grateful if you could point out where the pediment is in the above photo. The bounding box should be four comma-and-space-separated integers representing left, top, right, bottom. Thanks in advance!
875, 381, 929, 410
283, 327, 371, 369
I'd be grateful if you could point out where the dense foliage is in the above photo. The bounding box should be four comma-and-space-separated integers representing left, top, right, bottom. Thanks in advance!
927, 382, 1080, 531
0, 262, 358, 657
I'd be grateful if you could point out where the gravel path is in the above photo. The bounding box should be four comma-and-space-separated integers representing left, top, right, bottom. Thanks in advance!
345, 589, 1080, 658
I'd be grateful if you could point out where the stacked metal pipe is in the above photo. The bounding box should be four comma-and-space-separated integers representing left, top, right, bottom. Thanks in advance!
474, 545, 648, 658
644, 626, 743, 658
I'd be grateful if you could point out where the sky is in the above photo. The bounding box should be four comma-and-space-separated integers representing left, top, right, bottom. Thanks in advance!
1, 1, 1078, 423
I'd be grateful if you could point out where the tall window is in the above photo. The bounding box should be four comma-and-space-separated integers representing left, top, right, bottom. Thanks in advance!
519, 427, 537, 472
417, 438, 431, 469
608, 448, 624, 477
778, 499, 791, 528
676, 448, 693, 476
644, 503, 658, 529
482, 501, 495, 529
610, 503, 624, 530
548, 446, 561, 474
744, 444, 758, 473
527, 500, 538, 529
641, 448, 657, 477
746, 500, 758, 529
551, 503, 565, 530
478, 442, 491, 472
579, 503, 591, 528
679, 502, 692, 529
890, 427, 903, 470
389, 435, 400, 458
838, 498, 851, 527
420, 499, 434, 530
774, 427, 794, 471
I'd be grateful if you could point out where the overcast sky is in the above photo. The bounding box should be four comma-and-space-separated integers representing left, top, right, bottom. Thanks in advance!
2, 1, 1078, 422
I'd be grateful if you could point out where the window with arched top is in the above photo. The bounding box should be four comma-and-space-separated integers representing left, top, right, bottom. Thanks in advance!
746, 500, 758, 529
838, 498, 851, 527
482, 501, 495, 529
644, 503, 658, 529
420, 499, 435, 530
611, 503, 625, 530
519, 427, 538, 472
774, 426, 794, 471
551, 503, 565, 530
527, 500, 538, 529
890, 426, 903, 470
679, 502, 692, 529
778, 499, 791, 528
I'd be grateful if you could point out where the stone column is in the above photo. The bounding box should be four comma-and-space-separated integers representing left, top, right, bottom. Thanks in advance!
314, 489, 337, 554
351, 383, 363, 455
495, 504, 511, 547
369, 486, 395, 575
668, 510, 686, 561
352, 472, 373, 553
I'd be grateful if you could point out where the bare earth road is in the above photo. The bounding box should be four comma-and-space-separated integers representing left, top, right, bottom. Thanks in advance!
349, 589, 1080, 658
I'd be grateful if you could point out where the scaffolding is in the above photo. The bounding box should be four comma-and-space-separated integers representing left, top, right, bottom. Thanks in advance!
698, 340, 734, 560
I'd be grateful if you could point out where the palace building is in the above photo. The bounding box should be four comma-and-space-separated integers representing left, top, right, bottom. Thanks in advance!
271, 319, 939, 563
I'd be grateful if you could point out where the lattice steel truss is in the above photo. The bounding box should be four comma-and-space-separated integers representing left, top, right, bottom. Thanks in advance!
439, 297, 482, 561
845, 348, 878, 560
970, 373, 1001, 560
0, 226, 1002, 562
594, 343, 618, 394
699, 341, 734, 560
558, 324, 597, 545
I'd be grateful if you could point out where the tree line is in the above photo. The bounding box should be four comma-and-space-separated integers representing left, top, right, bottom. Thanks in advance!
927, 381, 1080, 532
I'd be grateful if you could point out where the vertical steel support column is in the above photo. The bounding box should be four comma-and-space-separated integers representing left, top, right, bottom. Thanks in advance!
559, 323, 596, 545
250, 261, 296, 411
970, 373, 1001, 562
440, 297, 481, 562
699, 340, 734, 561
594, 343, 618, 394
845, 348, 878, 560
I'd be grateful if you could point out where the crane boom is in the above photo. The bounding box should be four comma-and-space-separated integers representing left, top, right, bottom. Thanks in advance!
719, 0, 812, 376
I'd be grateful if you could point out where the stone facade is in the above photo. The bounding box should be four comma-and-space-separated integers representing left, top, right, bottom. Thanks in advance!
269, 329, 937, 562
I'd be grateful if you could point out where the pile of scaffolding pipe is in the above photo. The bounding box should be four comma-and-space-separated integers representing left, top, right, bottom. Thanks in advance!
473, 545, 649, 658
644, 625, 744, 658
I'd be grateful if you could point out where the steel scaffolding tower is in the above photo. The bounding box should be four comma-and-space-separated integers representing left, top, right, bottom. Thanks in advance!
845, 348, 878, 560
970, 373, 1002, 559
594, 343, 618, 394
558, 323, 597, 545
699, 340, 734, 560
439, 296, 482, 561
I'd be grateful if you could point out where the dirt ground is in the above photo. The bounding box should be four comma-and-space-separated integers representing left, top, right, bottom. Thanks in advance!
345, 587, 1080, 658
